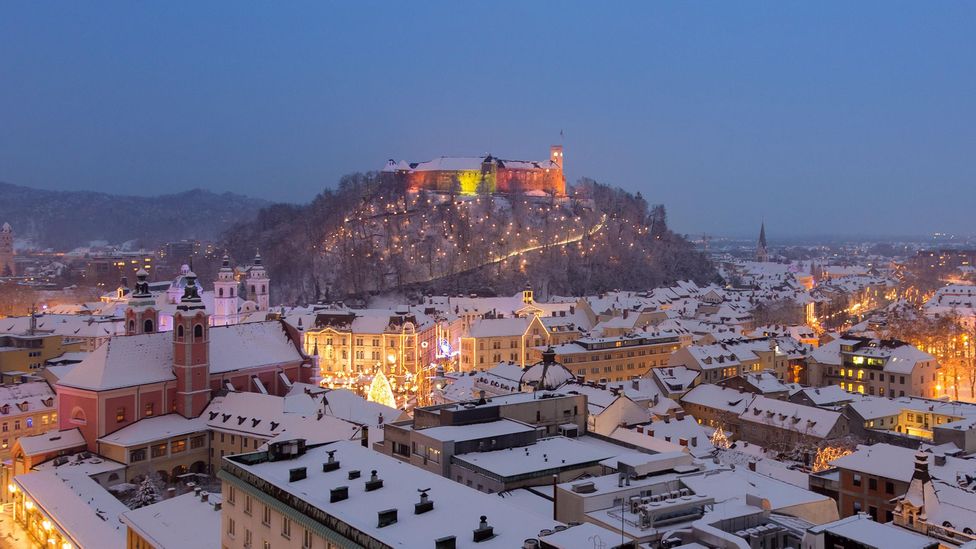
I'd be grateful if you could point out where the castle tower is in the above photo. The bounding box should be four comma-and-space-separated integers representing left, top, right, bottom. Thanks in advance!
0, 222, 15, 277
173, 270, 210, 418
549, 145, 563, 170
756, 221, 769, 262
124, 269, 159, 335
212, 254, 238, 326
247, 251, 270, 312
522, 283, 534, 305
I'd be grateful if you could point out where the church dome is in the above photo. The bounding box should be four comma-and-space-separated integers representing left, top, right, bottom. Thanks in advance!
520, 347, 574, 391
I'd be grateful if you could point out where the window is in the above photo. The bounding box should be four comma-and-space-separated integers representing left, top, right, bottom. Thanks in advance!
303, 529, 313, 548
852, 473, 862, 487
1, 423, 6, 433
885, 481, 894, 494
282, 517, 291, 539
227, 517, 236, 537
171, 439, 186, 453
13, 420, 20, 430
177, 325, 184, 341
152, 443, 167, 458
869, 478, 877, 490
244, 495, 252, 516
130, 448, 147, 462
244, 529, 252, 546
191, 435, 206, 449
227, 485, 236, 505
193, 324, 204, 341
144, 402, 154, 417
144, 319, 154, 333
262, 504, 271, 526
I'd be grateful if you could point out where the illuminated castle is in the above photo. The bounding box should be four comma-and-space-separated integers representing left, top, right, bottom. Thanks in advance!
383, 145, 565, 196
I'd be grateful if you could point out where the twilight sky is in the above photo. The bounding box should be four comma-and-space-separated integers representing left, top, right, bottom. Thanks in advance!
1, 2, 974, 237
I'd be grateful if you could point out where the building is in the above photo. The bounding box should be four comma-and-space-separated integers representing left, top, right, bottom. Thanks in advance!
679, 384, 753, 438
54, 272, 311, 452
121, 490, 221, 549
218, 439, 571, 549
535, 329, 691, 384
669, 337, 805, 385
807, 335, 940, 398
830, 443, 976, 523
802, 514, 939, 549
383, 145, 566, 196
0, 381, 57, 461
891, 451, 976, 544
0, 222, 14, 276
0, 317, 85, 377
736, 396, 848, 458
379, 391, 586, 483
756, 221, 769, 263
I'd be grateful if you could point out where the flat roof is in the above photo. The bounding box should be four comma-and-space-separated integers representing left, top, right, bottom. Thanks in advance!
223, 440, 563, 547
416, 418, 535, 442
121, 491, 221, 549
453, 437, 614, 479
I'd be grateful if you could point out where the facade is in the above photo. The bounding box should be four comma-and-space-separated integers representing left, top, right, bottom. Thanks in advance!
736, 396, 848, 457
807, 336, 940, 398
0, 330, 84, 376
670, 337, 804, 384
535, 330, 691, 384
0, 382, 57, 461
383, 145, 566, 196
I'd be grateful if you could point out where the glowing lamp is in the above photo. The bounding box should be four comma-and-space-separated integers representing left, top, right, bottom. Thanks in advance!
24, 500, 33, 510
7, 484, 15, 493
42, 520, 52, 531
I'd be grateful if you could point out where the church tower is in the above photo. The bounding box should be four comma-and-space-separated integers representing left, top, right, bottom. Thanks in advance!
212, 254, 238, 326
756, 221, 769, 262
124, 269, 159, 335
173, 270, 210, 418
0, 223, 15, 277
549, 145, 563, 169
247, 251, 270, 312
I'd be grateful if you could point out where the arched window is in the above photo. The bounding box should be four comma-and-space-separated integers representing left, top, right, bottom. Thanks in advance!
70, 406, 87, 425
128, 320, 135, 333
194, 324, 204, 341
230, 287, 235, 297
250, 285, 256, 295
219, 288, 224, 297
261, 285, 266, 293
144, 319, 154, 333
177, 325, 185, 341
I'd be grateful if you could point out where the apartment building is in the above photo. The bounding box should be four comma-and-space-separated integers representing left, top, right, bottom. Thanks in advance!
531, 329, 691, 383
807, 336, 940, 398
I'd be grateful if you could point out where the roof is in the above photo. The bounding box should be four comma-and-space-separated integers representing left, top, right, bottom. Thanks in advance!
831, 443, 976, 484
416, 418, 535, 443
680, 384, 753, 414
224, 440, 563, 548
452, 437, 614, 479
806, 514, 936, 548
98, 413, 208, 447
738, 396, 842, 439
121, 492, 221, 549
57, 321, 303, 391
16, 427, 86, 457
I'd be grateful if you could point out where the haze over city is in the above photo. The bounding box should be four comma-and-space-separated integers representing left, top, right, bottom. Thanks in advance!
3, 2, 975, 237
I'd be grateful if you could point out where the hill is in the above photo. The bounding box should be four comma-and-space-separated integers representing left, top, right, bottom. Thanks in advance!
0, 181, 269, 249
224, 173, 717, 304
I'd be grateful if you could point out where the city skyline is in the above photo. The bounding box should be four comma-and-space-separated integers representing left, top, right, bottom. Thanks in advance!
2, 2, 975, 237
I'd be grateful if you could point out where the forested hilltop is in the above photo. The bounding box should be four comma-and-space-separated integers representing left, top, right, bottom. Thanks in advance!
225, 173, 716, 304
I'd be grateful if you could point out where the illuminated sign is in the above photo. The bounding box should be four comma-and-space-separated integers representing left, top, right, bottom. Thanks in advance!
436, 338, 460, 359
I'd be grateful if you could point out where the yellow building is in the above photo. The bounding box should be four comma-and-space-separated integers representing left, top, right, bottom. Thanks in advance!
459, 314, 550, 370
0, 330, 84, 377
299, 309, 437, 377
532, 330, 692, 383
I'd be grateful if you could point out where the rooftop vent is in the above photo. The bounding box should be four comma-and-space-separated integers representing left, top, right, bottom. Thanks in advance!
365, 470, 383, 492
473, 515, 495, 543
571, 481, 596, 494
268, 439, 307, 462
348, 470, 361, 480
288, 467, 307, 482
323, 450, 340, 472
415, 488, 434, 514
330, 486, 349, 503
434, 536, 457, 549
377, 508, 398, 528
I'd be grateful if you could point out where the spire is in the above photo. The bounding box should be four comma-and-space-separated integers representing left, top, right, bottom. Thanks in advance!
177, 271, 205, 311
758, 222, 767, 249
756, 221, 769, 262
254, 250, 263, 266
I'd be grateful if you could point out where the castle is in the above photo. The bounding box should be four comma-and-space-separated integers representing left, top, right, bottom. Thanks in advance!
383, 145, 566, 196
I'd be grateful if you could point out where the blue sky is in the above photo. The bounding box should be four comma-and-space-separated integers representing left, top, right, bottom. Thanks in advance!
1, 2, 974, 237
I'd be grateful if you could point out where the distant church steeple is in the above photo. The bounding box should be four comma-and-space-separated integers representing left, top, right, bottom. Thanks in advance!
756, 221, 769, 262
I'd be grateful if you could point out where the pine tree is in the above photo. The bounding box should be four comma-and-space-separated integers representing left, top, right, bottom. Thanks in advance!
132, 474, 161, 509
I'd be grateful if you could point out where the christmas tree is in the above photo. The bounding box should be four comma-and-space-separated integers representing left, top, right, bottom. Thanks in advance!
367, 370, 396, 408
132, 474, 161, 509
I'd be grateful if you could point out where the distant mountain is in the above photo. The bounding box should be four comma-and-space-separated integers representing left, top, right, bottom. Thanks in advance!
0, 181, 270, 249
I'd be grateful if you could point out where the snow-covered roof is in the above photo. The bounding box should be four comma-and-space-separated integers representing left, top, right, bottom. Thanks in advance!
738, 396, 843, 439
98, 413, 209, 447
224, 440, 563, 547
468, 317, 530, 338
806, 514, 937, 548
452, 436, 613, 479
57, 320, 302, 391
416, 418, 535, 443
16, 427, 86, 457
831, 443, 976, 484
680, 384, 753, 414
121, 491, 221, 549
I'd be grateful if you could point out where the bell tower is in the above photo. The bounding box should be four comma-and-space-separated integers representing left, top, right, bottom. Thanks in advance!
549, 145, 563, 170
124, 269, 158, 335
0, 223, 15, 277
247, 251, 270, 312
213, 254, 238, 326
173, 270, 211, 418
